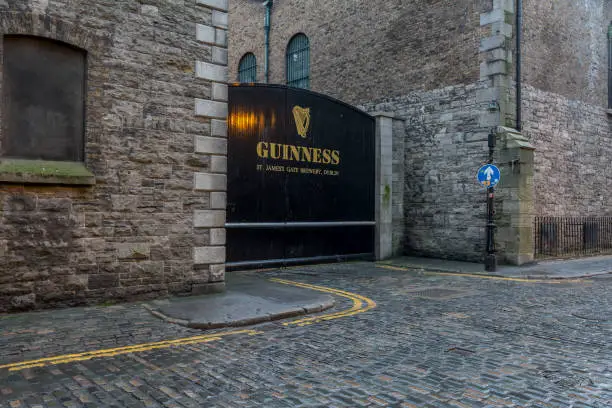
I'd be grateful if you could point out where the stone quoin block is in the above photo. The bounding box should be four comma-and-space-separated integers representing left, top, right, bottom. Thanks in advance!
196, 0, 228, 11
194, 210, 226, 228
210, 228, 226, 245
211, 119, 228, 137
209, 264, 225, 282
212, 82, 228, 101
195, 99, 228, 119
212, 47, 228, 65
194, 172, 227, 191
210, 155, 227, 173
196, 61, 228, 82
212, 10, 229, 28
196, 24, 216, 44
194, 246, 226, 264
210, 192, 227, 209
215, 29, 227, 47
195, 136, 227, 155
480, 9, 506, 26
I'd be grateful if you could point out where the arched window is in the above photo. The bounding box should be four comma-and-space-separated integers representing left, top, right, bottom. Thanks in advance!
286, 34, 310, 89
238, 53, 257, 83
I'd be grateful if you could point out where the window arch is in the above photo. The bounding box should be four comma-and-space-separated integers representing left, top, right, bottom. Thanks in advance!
238, 53, 257, 83
286, 34, 310, 89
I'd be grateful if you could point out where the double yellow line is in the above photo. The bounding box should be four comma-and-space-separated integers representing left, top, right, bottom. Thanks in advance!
378, 264, 587, 284
270, 278, 377, 326
0, 329, 261, 372
0, 280, 377, 371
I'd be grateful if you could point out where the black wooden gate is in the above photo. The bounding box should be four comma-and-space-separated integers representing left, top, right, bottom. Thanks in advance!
226, 84, 375, 269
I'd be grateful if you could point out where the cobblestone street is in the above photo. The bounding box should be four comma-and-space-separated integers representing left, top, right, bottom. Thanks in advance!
1, 262, 612, 407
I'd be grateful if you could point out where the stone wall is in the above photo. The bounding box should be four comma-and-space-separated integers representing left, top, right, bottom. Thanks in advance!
362, 82, 492, 262
522, 84, 612, 216
391, 118, 406, 256
0, 0, 228, 312
521, 1, 612, 219
522, 0, 612, 107
229, 0, 488, 105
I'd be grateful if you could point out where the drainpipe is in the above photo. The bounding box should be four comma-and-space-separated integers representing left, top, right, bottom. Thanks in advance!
608, 23, 612, 108
516, 0, 522, 131
263, 0, 273, 83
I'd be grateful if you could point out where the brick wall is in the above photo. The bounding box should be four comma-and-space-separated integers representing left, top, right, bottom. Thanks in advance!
522, 0, 612, 107
0, 0, 228, 312
229, 0, 488, 105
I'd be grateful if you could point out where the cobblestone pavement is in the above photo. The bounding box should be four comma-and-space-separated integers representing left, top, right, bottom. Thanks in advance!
1, 262, 612, 407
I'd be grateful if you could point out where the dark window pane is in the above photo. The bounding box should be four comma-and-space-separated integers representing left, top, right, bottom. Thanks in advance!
286, 34, 310, 89
2, 36, 86, 161
238, 53, 257, 83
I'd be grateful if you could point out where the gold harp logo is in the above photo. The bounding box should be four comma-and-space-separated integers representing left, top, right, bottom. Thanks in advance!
292, 106, 310, 138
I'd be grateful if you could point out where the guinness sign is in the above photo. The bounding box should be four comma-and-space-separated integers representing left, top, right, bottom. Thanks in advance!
227, 84, 375, 267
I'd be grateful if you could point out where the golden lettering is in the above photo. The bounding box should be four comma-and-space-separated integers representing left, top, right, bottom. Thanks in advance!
290, 145, 301, 161
256, 142, 340, 166
300, 146, 312, 162
312, 148, 322, 164
257, 142, 269, 158
270, 143, 282, 159
331, 150, 340, 165
322, 149, 332, 164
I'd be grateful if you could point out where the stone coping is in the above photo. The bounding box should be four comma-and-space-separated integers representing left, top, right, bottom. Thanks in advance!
0, 158, 95, 185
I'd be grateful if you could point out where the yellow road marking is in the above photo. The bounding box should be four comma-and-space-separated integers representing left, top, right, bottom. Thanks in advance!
377, 264, 588, 284
0, 329, 261, 372
1, 279, 377, 371
270, 278, 377, 326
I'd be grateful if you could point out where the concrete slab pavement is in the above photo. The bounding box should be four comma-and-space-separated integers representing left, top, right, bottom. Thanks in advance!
147, 272, 335, 329
385, 255, 612, 279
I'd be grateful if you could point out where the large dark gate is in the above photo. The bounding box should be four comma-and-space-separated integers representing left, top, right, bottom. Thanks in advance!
226, 84, 375, 269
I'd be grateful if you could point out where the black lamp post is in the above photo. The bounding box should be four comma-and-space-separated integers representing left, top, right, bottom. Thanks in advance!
485, 101, 499, 272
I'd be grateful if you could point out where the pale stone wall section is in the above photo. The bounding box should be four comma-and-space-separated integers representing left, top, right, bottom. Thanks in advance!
480, 0, 535, 265
194, 0, 228, 286
373, 112, 394, 260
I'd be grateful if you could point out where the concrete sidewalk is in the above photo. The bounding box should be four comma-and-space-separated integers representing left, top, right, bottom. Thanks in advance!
384, 255, 612, 279
146, 273, 334, 329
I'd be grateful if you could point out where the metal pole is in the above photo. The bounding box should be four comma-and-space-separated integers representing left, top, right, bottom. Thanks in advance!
263, 0, 273, 83
516, 0, 523, 130
485, 186, 497, 271
485, 130, 497, 272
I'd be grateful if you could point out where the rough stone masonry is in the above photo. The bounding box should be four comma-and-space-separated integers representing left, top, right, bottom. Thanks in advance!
0, 0, 229, 312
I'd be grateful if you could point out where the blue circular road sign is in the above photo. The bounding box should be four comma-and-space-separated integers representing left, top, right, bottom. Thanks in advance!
477, 164, 500, 188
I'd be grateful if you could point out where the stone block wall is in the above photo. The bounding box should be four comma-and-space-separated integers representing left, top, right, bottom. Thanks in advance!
0, 0, 228, 312
362, 82, 492, 262
522, 84, 612, 216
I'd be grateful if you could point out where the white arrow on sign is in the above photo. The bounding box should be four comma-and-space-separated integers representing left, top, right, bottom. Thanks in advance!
484, 166, 494, 181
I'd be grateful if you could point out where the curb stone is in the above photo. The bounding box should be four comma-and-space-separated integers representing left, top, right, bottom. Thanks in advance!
145, 298, 335, 330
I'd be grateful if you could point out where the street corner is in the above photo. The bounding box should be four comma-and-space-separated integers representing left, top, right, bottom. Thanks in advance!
147, 276, 337, 330
146, 274, 379, 330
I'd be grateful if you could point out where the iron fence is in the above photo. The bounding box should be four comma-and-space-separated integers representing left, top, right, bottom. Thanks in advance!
534, 216, 612, 259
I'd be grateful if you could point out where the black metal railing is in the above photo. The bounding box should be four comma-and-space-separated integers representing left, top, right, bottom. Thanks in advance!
535, 216, 612, 259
